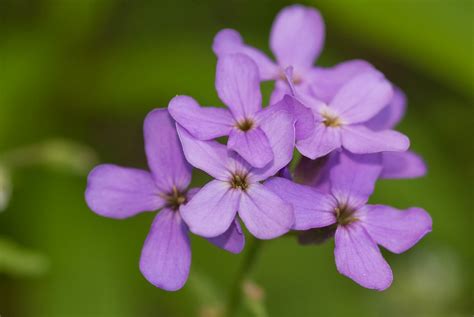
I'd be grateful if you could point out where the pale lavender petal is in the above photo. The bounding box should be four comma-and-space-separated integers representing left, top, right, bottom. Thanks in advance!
329, 72, 393, 124
381, 151, 427, 179
251, 110, 295, 181
216, 54, 262, 119
169, 95, 234, 140
270, 5, 325, 68
268, 82, 289, 106
334, 224, 393, 291
329, 152, 382, 209
262, 94, 315, 141
228, 127, 273, 168
357, 205, 432, 254
341, 125, 410, 154
85, 164, 163, 219
176, 126, 231, 181
207, 219, 245, 254
264, 177, 337, 230
238, 183, 294, 239
309, 60, 375, 103
180, 180, 241, 238
212, 29, 279, 80
139, 208, 190, 291
365, 88, 407, 131
144, 109, 192, 192
297, 124, 342, 160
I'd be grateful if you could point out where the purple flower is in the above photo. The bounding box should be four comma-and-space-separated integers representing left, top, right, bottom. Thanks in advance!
266, 151, 432, 290
302, 64, 426, 179
85, 109, 244, 291
366, 88, 427, 179
169, 54, 299, 168
176, 110, 295, 240
212, 4, 373, 104
296, 71, 410, 159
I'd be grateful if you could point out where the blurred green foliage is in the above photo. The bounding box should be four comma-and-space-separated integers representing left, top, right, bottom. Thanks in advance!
0, 0, 472, 316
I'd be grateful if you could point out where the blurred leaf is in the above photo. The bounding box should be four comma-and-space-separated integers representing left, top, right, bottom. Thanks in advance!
0, 165, 11, 212
0, 237, 48, 277
1, 139, 98, 175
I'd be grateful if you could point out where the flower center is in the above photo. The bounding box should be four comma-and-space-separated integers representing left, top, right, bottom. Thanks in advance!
278, 70, 303, 85
230, 174, 249, 191
334, 204, 358, 226
236, 118, 254, 132
322, 112, 342, 127
163, 187, 187, 211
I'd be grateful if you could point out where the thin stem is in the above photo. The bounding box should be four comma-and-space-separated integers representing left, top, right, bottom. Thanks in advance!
227, 236, 263, 317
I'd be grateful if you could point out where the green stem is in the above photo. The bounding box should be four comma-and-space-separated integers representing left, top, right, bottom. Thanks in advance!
227, 236, 263, 317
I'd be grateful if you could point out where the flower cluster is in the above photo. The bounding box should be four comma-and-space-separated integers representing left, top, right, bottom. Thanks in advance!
85, 5, 432, 292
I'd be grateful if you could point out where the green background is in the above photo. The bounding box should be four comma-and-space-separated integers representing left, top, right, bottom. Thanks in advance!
0, 0, 472, 316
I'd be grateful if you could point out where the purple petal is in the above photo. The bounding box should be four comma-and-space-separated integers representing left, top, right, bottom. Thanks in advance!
365, 88, 407, 131
207, 219, 245, 254
309, 60, 375, 103
176, 125, 231, 181
329, 72, 393, 124
85, 164, 163, 219
334, 224, 393, 291
357, 205, 432, 254
144, 109, 192, 192
180, 180, 241, 238
139, 208, 191, 291
228, 127, 273, 168
341, 125, 410, 154
251, 110, 295, 181
380, 151, 427, 179
297, 124, 342, 159
238, 183, 294, 239
270, 5, 325, 68
262, 95, 315, 141
329, 152, 382, 209
264, 177, 337, 230
294, 155, 331, 188
168, 95, 234, 140
216, 54, 262, 119
212, 29, 279, 80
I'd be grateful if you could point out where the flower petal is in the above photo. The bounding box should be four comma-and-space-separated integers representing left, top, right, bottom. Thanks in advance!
169, 95, 234, 140
139, 209, 191, 291
264, 177, 337, 230
309, 60, 375, 103
144, 109, 192, 192
228, 127, 273, 168
341, 125, 410, 154
329, 152, 382, 209
357, 205, 432, 254
297, 124, 342, 160
334, 224, 393, 291
207, 219, 245, 254
176, 125, 231, 181
262, 95, 315, 141
381, 151, 427, 179
365, 87, 407, 131
329, 72, 393, 124
270, 5, 325, 68
213, 29, 279, 80
238, 183, 294, 239
180, 180, 241, 238
85, 164, 163, 219
216, 54, 262, 119
251, 110, 295, 181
